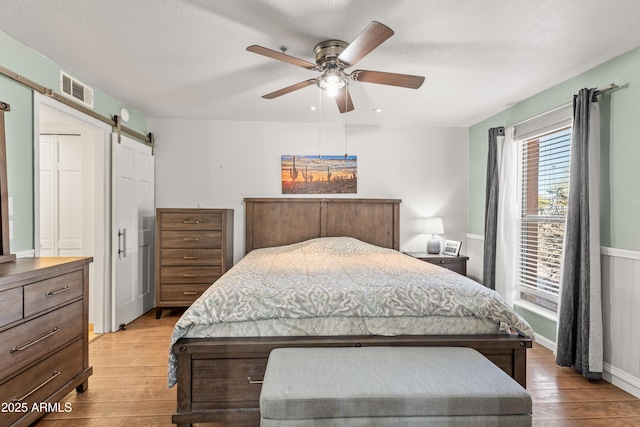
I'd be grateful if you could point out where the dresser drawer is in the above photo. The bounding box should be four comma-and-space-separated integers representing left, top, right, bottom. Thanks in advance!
161, 212, 222, 231
0, 286, 23, 328
160, 284, 211, 303
161, 266, 222, 284
0, 300, 83, 383
23, 270, 83, 317
0, 339, 83, 426
161, 230, 222, 249
161, 248, 222, 266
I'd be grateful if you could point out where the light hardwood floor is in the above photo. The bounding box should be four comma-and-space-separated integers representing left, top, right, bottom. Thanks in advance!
33, 310, 640, 426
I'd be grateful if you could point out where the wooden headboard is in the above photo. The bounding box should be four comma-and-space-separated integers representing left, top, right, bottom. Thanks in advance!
244, 198, 401, 253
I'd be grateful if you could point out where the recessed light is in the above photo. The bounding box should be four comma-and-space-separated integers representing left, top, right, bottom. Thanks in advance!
308, 106, 317, 111
372, 108, 383, 113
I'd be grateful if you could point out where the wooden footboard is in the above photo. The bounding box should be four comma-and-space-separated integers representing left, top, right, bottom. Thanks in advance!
171, 334, 532, 427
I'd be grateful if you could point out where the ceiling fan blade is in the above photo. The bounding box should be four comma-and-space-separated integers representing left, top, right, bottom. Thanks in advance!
351, 70, 425, 89
335, 87, 354, 113
247, 45, 317, 70
337, 21, 394, 67
262, 79, 317, 99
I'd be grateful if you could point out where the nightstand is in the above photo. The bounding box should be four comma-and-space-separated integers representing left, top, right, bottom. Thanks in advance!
404, 252, 469, 276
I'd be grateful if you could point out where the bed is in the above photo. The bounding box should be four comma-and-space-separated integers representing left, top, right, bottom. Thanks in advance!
169, 198, 533, 427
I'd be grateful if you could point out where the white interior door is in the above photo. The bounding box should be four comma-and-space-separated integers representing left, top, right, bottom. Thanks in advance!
112, 133, 155, 330
39, 133, 84, 257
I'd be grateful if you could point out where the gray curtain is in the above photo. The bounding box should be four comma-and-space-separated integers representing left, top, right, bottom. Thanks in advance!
482, 126, 504, 290
556, 88, 603, 379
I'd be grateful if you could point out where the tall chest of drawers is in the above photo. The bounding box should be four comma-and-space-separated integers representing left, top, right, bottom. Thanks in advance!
0, 257, 93, 427
155, 208, 233, 318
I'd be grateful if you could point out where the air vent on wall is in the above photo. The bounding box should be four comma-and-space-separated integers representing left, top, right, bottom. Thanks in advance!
60, 71, 94, 109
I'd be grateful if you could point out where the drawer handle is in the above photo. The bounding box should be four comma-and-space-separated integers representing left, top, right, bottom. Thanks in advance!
247, 376, 264, 384
183, 256, 199, 260
440, 260, 446, 264
11, 328, 61, 353
183, 219, 200, 224
182, 238, 200, 242
183, 274, 198, 278
46, 285, 70, 297
12, 370, 61, 403
183, 291, 198, 296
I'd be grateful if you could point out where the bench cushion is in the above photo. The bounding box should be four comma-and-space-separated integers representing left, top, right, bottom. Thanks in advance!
260, 347, 531, 421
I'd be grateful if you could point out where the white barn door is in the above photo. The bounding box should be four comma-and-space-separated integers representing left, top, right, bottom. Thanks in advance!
112, 133, 155, 330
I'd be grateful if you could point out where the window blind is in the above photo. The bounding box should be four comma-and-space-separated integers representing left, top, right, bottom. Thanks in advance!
517, 126, 571, 311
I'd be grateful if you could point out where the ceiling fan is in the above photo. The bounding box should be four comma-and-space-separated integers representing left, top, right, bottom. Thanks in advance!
246, 21, 425, 113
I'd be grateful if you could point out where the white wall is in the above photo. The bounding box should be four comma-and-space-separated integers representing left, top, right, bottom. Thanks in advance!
150, 118, 469, 263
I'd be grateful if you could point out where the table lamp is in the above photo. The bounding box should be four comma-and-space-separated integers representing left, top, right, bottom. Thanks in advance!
423, 217, 444, 254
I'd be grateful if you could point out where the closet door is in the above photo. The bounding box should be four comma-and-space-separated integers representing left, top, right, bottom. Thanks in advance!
39, 134, 84, 256
112, 133, 155, 329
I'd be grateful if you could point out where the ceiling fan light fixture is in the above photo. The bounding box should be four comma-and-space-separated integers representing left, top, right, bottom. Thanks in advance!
317, 64, 348, 97
318, 73, 346, 96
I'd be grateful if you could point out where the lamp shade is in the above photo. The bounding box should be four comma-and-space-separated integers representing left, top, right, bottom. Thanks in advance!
422, 217, 444, 235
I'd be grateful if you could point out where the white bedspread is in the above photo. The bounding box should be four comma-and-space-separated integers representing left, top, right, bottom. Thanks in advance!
167, 237, 534, 387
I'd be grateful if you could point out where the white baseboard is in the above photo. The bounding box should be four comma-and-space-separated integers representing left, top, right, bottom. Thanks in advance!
533, 333, 556, 353
603, 363, 640, 399
15, 250, 35, 258
531, 340, 640, 399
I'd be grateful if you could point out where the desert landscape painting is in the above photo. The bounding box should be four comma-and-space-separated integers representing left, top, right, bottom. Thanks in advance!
281, 155, 357, 194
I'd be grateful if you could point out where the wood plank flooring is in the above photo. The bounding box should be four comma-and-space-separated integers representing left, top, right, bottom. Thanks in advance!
33, 309, 640, 426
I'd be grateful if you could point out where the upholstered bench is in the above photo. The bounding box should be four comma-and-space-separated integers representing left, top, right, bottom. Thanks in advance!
260, 346, 532, 426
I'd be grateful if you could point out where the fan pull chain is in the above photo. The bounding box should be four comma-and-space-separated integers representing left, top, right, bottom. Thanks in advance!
318, 87, 322, 158
344, 87, 349, 158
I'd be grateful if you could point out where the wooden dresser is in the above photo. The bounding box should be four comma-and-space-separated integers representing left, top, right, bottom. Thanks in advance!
404, 252, 469, 276
0, 257, 93, 427
155, 208, 233, 318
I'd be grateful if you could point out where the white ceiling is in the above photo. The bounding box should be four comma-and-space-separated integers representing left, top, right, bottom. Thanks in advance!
2, 0, 640, 127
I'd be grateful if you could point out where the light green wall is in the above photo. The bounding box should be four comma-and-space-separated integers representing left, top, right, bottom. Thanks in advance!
514, 305, 556, 342
0, 29, 148, 252
468, 46, 640, 252
1, 76, 33, 252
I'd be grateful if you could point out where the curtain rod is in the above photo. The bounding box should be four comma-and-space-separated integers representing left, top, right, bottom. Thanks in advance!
595, 83, 618, 96
0, 64, 153, 146
511, 83, 618, 128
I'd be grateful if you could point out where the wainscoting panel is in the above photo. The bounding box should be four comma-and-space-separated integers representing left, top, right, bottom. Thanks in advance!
465, 234, 484, 284
601, 248, 640, 396
466, 234, 640, 397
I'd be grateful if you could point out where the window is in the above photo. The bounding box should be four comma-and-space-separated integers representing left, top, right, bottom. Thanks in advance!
516, 126, 571, 312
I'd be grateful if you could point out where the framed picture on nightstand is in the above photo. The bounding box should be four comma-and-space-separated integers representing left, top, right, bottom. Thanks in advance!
442, 240, 461, 256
